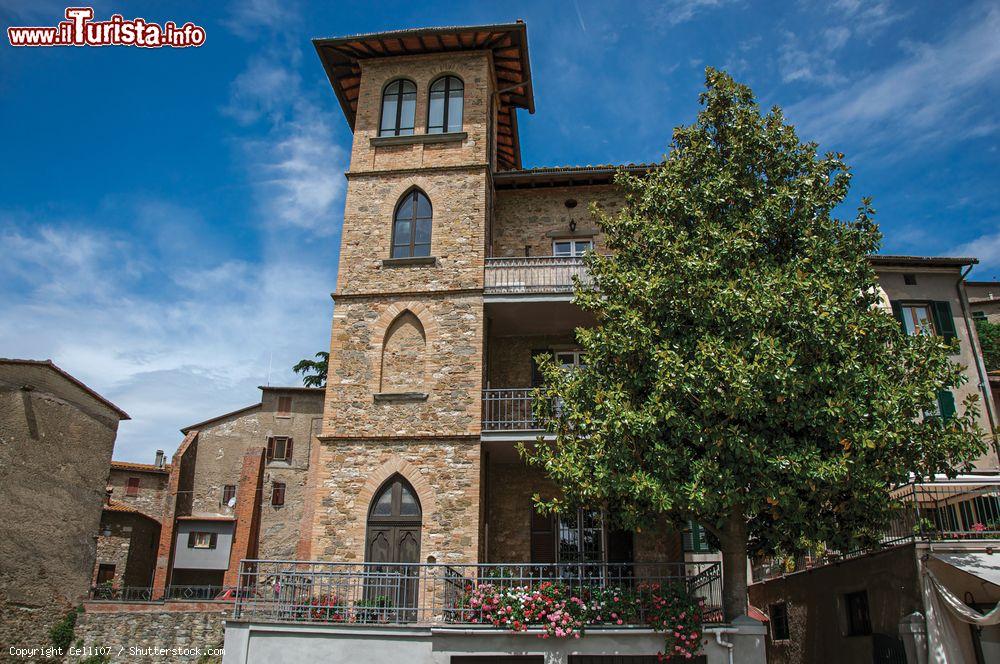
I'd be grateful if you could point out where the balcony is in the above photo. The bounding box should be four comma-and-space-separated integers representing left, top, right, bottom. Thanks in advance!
752, 477, 1000, 582
232, 560, 722, 627
482, 388, 539, 433
484, 256, 590, 296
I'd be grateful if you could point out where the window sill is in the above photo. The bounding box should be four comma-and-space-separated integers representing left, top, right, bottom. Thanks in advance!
382, 256, 437, 267
374, 392, 428, 403
371, 132, 467, 147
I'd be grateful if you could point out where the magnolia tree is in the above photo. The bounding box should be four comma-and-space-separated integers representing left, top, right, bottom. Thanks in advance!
522, 69, 986, 621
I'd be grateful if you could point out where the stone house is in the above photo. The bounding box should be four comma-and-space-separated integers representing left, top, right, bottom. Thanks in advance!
92, 458, 170, 595
0, 358, 129, 653
143, 386, 324, 598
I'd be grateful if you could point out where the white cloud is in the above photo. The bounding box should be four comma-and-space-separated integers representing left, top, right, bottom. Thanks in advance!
786, 5, 1000, 149
651, 0, 740, 27
778, 30, 847, 86
0, 214, 336, 463
222, 0, 298, 40
952, 230, 1000, 277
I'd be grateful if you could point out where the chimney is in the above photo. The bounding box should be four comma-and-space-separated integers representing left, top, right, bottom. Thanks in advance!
155, 449, 165, 469
105, 487, 113, 505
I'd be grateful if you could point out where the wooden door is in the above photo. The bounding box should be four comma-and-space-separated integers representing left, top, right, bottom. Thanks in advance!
364, 475, 422, 620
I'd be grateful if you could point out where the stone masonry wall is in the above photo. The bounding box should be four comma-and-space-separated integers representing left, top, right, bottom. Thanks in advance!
335, 169, 488, 296
70, 604, 226, 663
0, 366, 119, 654
348, 51, 494, 173
493, 185, 626, 258
325, 294, 484, 438
486, 333, 578, 389
107, 469, 168, 520
310, 440, 481, 564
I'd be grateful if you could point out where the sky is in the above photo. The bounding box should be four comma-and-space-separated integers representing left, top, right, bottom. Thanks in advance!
1, 0, 998, 463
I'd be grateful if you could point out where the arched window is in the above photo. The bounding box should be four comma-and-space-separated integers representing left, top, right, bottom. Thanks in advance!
379, 79, 416, 137
365, 475, 421, 565
427, 76, 464, 134
392, 190, 432, 258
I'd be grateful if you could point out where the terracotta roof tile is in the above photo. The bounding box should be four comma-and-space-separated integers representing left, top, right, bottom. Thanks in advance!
110, 460, 170, 474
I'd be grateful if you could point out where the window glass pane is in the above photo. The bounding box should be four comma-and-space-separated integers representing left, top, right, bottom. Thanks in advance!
415, 219, 432, 244
415, 194, 431, 218
391, 245, 409, 259
430, 78, 446, 92
399, 94, 416, 132
380, 98, 398, 135
396, 195, 413, 220
412, 243, 431, 257
447, 94, 463, 132
399, 484, 419, 516
372, 488, 392, 516
553, 241, 571, 256
394, 219, 411, 244
903, 306, 934, 336
428, 92, 444, 133
575, 240, 593, 254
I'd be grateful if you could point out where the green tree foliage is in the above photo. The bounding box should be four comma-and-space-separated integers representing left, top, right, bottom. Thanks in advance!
975, 319, 999, 373
522, 69, 985, 620
293, 351, 329, 388
49, 607, 81, 651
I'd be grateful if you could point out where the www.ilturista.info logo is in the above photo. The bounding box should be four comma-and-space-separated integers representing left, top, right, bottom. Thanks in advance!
7, 7, 206, 48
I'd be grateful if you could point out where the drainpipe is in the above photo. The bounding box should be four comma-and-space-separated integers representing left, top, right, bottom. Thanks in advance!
703, 626, 738, 664
956, 265, 1000, 465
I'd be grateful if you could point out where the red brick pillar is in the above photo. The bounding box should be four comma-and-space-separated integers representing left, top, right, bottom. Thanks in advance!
224, 448, 266, 588
151, 431, 198, 600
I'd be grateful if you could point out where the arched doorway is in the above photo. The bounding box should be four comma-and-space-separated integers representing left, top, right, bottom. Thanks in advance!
364, 474, 421, 619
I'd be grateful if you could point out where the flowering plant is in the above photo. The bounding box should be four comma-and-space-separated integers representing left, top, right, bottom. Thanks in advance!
454, 579, 704, 658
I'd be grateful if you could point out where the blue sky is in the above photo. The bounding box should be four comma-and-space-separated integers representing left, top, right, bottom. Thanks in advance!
1, 0, 998, 462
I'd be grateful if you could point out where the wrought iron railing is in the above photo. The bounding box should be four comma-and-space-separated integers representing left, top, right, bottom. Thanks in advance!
484, 256, 591, 295
87, 585, 237, 602
752, 479, 1000, 582
482, 388, 539, 431
232, 560, 722, 626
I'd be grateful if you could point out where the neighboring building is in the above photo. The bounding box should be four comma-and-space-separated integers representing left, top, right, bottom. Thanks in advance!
967, 280, 1000, 323
92, 456, 170, 597
145, 386, 323, 598
0, 359, 129, 652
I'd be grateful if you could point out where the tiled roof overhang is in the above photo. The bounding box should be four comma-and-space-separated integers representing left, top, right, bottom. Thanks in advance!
869, 255, 978, 268
494, 163, 657, 189
313, 22, 533, 170
110, 461, 170, 474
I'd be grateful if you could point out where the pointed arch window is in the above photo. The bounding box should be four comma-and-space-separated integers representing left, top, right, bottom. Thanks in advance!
392, 190, 432, 258
380, 79, 416, 137
427, 76, 464, 134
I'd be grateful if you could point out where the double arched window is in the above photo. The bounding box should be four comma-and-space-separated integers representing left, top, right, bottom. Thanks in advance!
427, 76, 464, 134
392, 190, 432, 258
379, 79, 416, 137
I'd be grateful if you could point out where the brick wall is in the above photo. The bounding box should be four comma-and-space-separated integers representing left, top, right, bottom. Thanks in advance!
486, 333, 578, 388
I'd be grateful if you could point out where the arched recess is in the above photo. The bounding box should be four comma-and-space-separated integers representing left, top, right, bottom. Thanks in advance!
380, 310, 426, 393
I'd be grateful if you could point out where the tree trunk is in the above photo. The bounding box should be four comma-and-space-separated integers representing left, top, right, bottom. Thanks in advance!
719, 510, 748, 622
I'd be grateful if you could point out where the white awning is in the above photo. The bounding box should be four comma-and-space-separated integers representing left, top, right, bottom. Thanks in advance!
932, 552, 1000, 587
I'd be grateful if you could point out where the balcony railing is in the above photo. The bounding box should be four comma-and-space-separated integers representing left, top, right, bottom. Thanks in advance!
482, 388, 539, 431
485, 256, 590, 295
87, 585, 236, 602
232, 560, 722, 627
752, 479, 1000, 582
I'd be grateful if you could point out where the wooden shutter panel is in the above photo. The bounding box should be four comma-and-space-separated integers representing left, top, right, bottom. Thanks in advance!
209, 532, 218, 549
187, 532, 195, 548
890, 301, 905, 331
285, 437, 293, 461
937, 390, 957, 420
266, 437, 274, 460
530, 507, 556, 564
932, 301, 958, 342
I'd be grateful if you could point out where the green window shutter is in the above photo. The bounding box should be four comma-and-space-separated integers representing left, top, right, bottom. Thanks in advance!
937, 390, 956, 420
890, 301, 905, 331
932, 301, 957, 342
